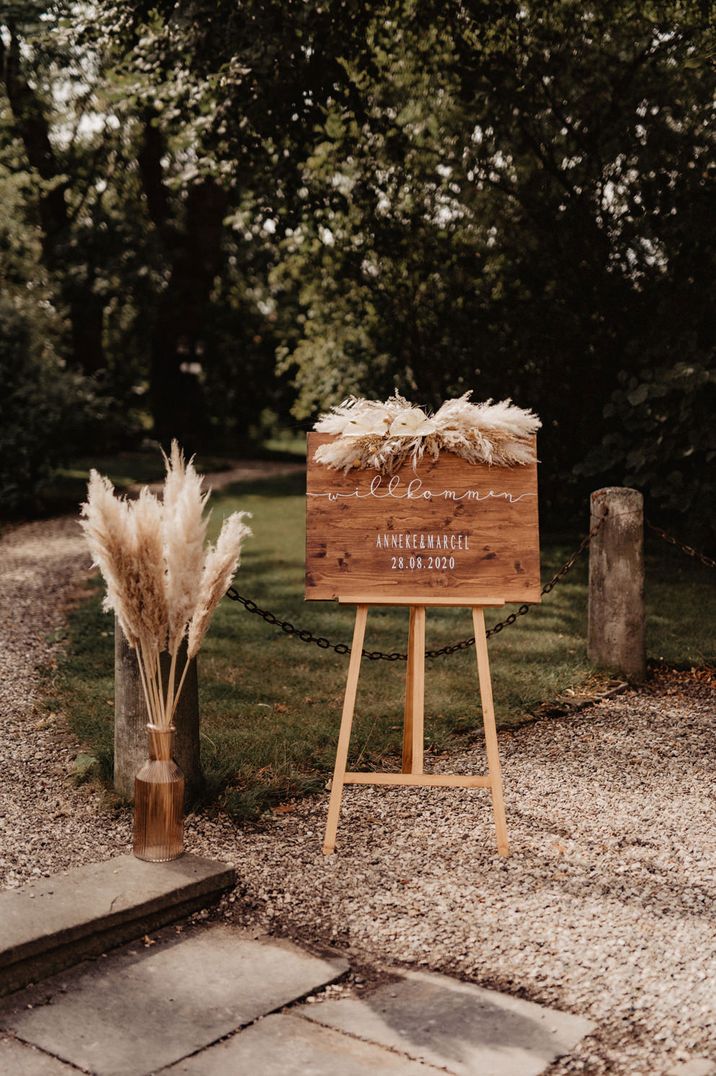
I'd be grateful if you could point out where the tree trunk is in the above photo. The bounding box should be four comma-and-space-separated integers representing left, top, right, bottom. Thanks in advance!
150, 181, 227, 448
0, 26, 106, 376
137, 117, 226, 449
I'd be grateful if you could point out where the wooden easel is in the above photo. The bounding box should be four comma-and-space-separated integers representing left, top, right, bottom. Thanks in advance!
323, 595, 509, 857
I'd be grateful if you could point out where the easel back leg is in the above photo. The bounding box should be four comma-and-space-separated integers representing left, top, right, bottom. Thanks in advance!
411, 606, 426, 774
402, 607, 416, 773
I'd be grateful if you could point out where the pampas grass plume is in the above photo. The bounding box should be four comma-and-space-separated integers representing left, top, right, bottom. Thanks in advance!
188, 511, 252, 660
162, 444, 209, 648
81, 471, 141, 647
80, 443, 251, 729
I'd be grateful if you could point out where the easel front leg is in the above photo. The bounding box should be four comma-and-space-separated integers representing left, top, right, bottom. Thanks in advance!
402, 607, 416, 772
472, 607, 509, 857
323, 604, 368, 855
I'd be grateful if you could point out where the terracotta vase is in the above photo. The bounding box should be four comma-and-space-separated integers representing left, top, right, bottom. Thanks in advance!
133, 724, 185, 862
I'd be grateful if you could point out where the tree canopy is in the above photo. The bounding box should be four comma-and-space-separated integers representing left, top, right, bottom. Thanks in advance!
1, 1, 714, 529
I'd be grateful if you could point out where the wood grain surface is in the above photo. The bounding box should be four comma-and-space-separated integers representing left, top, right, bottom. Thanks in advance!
306, 433, 541, 602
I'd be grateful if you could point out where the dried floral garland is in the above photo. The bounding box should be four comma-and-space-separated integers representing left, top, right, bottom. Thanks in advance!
313, 392, 541, 473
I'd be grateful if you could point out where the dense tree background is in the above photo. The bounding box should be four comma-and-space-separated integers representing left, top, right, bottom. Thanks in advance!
1, 1, 713, 532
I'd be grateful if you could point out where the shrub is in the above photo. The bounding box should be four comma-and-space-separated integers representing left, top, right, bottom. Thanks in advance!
0, 298, 97, 512
578, 362, 716, 541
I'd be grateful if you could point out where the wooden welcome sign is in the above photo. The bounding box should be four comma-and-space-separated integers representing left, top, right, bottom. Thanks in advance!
307, 426, 541, 861
306, 432, 541, 602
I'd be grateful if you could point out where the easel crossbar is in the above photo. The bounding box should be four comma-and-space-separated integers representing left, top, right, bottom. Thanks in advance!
344, 772, 492, 788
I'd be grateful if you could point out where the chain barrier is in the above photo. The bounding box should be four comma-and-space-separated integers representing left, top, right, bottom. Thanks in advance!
646, 521, 716, 570
225, 509, 609, 661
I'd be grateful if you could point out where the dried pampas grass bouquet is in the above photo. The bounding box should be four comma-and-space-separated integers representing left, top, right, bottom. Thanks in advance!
80, 443, 251, 731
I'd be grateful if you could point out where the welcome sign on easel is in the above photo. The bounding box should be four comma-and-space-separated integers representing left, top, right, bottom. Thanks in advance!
306, 432, 541, 603
306, 395, 541, 858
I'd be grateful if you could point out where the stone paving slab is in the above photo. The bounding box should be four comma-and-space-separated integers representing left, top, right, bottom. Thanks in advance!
0, 854, 235, 996
0, 925, 349, 1076
164, 1013, 440, 1075
0, 1035, 76, 1074
301, 968, 594, 1076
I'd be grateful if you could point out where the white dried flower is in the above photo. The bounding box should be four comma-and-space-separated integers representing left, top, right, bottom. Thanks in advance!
80, 471, 140, 646
388, 409, 437, 436
342, 409, 393, 436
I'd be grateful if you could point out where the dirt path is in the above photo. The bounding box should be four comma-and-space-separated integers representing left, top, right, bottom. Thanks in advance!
132, 458, 304, 495
0, 460, 303, 889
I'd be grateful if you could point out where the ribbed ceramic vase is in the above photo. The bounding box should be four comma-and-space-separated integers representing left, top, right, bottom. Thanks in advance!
133, 724, 185, 862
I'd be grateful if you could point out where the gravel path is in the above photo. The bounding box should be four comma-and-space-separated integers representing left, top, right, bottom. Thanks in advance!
1, 479, 713, 1074
132, 458, 304, 495
0, 515, 131, 888
189, 675, 716, 1076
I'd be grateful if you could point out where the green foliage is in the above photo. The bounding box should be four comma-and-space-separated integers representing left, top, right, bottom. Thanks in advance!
0, 298, 99, 510
580, 362, 716, 535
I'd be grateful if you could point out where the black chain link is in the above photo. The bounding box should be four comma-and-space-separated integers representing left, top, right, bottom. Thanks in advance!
646, 521, 716, 570
225, 509, 608, 661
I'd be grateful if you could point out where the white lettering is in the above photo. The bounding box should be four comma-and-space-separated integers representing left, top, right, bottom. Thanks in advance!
309, 475, 535, 504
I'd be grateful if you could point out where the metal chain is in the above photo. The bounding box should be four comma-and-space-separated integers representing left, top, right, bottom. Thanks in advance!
225, 509, 608, 661
646, 521, 716, 570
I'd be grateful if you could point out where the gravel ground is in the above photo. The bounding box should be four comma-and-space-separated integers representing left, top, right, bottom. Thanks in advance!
0, 515, 131, 888
188, 675, 716, 1076
1, 494, 714, 1075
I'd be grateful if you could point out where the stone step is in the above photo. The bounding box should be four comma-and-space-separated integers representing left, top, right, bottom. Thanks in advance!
0, 925, 349, 1076
0, 854, 234, 996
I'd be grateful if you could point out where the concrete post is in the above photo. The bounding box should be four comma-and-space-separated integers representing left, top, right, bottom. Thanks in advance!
114, 617, 203, 801
587, 487, 646, 683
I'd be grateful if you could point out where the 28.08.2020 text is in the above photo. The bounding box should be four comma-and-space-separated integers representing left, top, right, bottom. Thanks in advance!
390, 555, 456, 571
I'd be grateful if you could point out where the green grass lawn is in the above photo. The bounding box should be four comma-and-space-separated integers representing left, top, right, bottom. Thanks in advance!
50, 471, 715, 819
